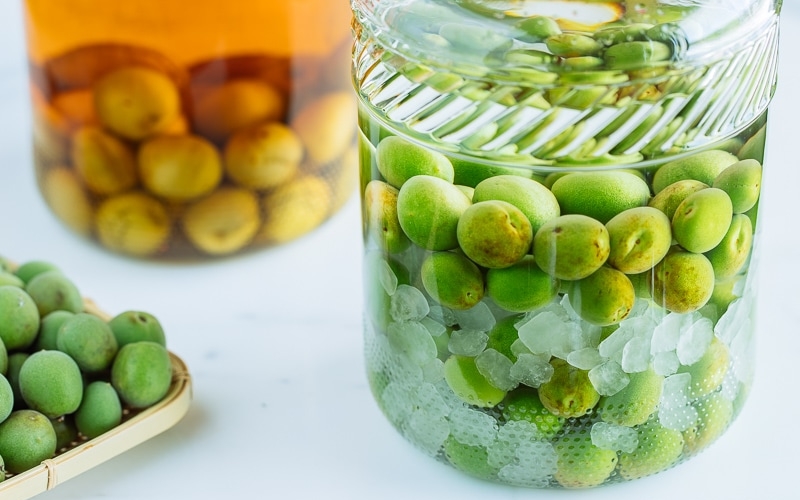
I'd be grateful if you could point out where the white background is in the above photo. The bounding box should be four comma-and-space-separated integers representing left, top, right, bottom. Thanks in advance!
0, 2, 798, 499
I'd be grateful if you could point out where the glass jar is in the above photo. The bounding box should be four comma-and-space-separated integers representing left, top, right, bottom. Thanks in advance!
352, 0, 781, 489
23, 0, 357, 259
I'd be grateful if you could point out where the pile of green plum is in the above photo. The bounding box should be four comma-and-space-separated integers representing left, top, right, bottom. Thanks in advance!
360, 120, 763, 488
0, 258, 173, 479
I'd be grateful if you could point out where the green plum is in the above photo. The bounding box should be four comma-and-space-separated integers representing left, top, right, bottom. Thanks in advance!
363, 180, 412, 253
0, 409, 57, 474
444, 355, 507, 408
25, 270, 84, 317
486, 315, 524, 361
648, 179, 708, 221
376, 135, 454, 188
421, 252, 485, 310
0, 286, 40, 351
451, 157, 534, 188
456, 200, 533, 269
533, 214, 611, 281
599, 368, 663, 427
18, 350, 83, 419
397, 175, 472, 251
538, 358, 600, 418
649, 248, 715, 313
677, 336, 730, 399
683, 393, 734, 454
618, 420, 684, 480
486, 255, 559, 313
712, 159, 762, 214
443, 436, 499, 480
569, 266, 635, 326
671, 188, 733, 254
651, 149, 739, 194
606, 206, 672, 274
704, 214, 753, 281
501, 388, 564, 438
554, 430, 618, 488
551, 171, 652, 224
56, 313, 119, 374
473, 175, 560, 234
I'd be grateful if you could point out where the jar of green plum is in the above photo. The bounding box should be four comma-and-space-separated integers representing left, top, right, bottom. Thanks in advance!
351, 0, 781, 489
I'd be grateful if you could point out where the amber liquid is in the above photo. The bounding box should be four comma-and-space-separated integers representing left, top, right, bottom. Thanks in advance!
24, 0, 353, 63
23, 0, 357, 259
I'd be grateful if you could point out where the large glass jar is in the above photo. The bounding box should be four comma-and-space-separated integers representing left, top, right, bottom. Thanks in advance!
23, 0, 357, 259
352, 0, 781, 489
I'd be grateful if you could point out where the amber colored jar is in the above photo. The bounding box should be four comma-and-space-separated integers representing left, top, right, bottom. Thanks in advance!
23, 0, 357, 259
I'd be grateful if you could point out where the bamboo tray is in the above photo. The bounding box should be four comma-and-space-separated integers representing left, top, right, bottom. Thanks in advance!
0, 299, 193, 499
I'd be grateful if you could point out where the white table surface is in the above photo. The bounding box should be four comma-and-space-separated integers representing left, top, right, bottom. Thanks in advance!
1, 2, 798, 499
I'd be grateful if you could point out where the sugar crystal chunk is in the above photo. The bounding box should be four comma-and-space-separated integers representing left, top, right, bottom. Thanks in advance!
428, 304, 458, 327
621, 335, 652, 373
448, 329, 489, 356
390, 284, 430, 322
385, 350, 424, 388
676, 316, 713, 365
377, 259, 399, 296
434, 379, 467, 411
510, 353, 554, 388
488, 420, 541, 469
475, 348, 517, 391
422, 357, 445, 383
415, 382, 451, 418
497, 440, 557, 487
420, 316, 447, 337
661, 373, 691, 404
449, 407, 499, 447
497, 465, 552, 488
516, 440, 557, 471
651, 312, 688, 354
588, 360, 630, 396
653, 350, 680, 376
381, 381, 414, 425
387, 321, 437, 366
403, 408, 450, 456
453, 301, 497, 331
598, 325, 636, 360
567, 347, 603, 370
591, 421, 639, 453
518, 310, 583, 357
658, 403, 698, 431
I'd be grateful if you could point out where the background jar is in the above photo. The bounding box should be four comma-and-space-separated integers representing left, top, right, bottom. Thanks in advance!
352, 0, 780, 489
23, 0, 357, 259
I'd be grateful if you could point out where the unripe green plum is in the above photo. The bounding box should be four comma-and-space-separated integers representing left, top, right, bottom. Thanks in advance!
649, 248, 715, 313
533, 214, 610, 281
376, 136, 454, 188
652, 149, 738, 194
473, 175, 560, 234
569, 266, 635, 326
606, 206, 672, 274
457, 200, 533, 269
551, 171, 651, 224
672, 188, 733, 254
421, 252, 485, 310
397, 175, 472, 251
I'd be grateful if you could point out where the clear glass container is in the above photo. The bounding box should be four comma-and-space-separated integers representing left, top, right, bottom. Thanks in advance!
23, 0, 357, 259
352, 0, 781, 488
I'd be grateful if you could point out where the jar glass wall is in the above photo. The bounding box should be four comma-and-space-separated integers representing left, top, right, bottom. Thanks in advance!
23, 0, 358, 259
353, 0, 780, 489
